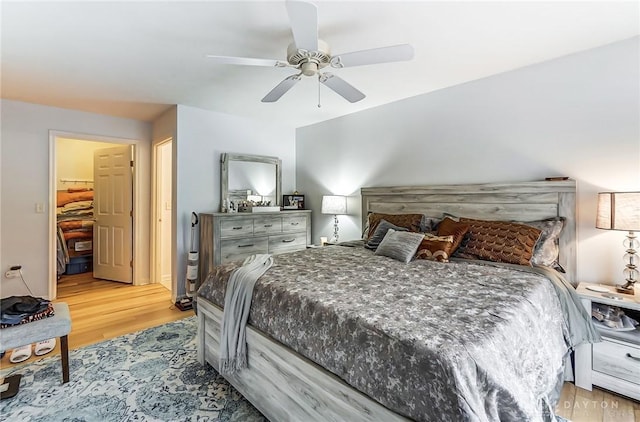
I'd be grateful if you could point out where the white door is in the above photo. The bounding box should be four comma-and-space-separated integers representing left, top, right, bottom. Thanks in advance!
93, 145, 133, 283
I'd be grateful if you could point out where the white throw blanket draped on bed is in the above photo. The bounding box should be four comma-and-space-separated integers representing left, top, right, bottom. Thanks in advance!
219, 254, 274, 374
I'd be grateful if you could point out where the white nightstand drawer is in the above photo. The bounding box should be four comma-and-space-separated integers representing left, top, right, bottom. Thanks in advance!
593, 339, 640, 385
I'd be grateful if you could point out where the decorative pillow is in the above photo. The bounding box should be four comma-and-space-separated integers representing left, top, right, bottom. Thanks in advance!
435, 217, 470, 253
415, 233, 455, 262
521, 218, 565, 272
375, 229, 425, 263
454, 217, 542, 266
420, 215, 442, 232
365, 213, 423, 240
365, 220, 409, 250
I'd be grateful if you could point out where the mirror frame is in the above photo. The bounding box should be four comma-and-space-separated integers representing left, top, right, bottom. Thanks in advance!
220, 153, 282, 211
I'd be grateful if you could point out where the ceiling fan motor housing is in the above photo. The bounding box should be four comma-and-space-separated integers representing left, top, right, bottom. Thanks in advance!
287, 39, 331, 76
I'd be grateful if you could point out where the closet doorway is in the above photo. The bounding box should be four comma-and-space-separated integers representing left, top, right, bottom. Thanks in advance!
49, 132, 139, 300
152, 138, 173, 292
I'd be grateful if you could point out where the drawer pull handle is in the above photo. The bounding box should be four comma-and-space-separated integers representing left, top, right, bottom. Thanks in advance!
232, 226, 243, 230
264, 224, 273, 227
290, 222, 299, 226
282, 238, 296, 243
238, 244, 254, 248
626, 353, 640, 363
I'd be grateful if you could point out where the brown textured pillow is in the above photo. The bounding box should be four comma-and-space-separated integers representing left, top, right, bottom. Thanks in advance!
435, 217, 470, 253
454, 217, 542, 266
366, 213, 423, 240
415, 233, 456, 262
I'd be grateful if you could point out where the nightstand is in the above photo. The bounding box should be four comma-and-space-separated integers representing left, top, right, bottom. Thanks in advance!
574, 282, 640, 400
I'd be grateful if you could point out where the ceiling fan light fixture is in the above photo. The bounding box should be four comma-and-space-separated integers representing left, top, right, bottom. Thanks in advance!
301, 61, 318, 76
286, 40, 331, 69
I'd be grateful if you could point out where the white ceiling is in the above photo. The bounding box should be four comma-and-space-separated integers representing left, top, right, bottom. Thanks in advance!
2, 1, 638, 128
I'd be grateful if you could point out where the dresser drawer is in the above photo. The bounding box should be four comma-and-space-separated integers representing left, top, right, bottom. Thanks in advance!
220, 237, 268, 263
282, 216, 307, 232
252, 217, 282, 235
593, 339, 640, 385
220, 218, 254, 238
268, 233, 307, 254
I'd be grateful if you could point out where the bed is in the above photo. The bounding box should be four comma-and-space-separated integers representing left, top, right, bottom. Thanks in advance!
196, 180, 595, 421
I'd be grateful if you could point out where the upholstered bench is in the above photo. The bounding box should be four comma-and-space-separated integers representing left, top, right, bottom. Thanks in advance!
0, 302, 72, 383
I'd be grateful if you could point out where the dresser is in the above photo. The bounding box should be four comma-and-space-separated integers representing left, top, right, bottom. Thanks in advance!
199, 210, 311, 282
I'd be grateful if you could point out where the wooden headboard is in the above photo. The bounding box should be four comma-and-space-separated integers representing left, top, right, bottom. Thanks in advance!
361, 180, 577, 283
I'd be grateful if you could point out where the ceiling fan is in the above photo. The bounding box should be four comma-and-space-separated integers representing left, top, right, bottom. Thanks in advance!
206, 0, 414, 103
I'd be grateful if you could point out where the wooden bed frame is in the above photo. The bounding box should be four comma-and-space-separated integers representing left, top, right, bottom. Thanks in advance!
197, 180, 577, 421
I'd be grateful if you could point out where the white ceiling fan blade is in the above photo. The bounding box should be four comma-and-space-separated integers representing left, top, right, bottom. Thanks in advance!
332, 44, 414, 68
286, 0, 318, 51
262, 75, 301, 102
319, 73, 365, 103
206, 55, 286, 67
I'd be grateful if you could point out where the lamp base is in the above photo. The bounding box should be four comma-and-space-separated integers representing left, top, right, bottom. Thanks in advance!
615, 281, 636, 295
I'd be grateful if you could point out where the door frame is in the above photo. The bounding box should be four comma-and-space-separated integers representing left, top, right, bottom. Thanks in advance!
151, 137, 174, 294
48, 130, 143, 299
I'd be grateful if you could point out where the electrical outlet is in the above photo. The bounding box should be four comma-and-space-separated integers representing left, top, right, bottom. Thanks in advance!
5, 265, 21, 278
5, 270, 20, 278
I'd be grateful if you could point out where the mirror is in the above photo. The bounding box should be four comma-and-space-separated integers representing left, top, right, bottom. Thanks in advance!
220, 153, 282, 212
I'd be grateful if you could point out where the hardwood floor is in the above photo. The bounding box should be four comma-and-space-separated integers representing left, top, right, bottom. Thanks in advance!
1, 273, 637, 421
557, 382, 639, 422
0, 272, 193, 369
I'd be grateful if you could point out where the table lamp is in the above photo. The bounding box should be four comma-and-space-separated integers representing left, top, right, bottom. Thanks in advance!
321, 195, 347, 243
596, 191, 640, 294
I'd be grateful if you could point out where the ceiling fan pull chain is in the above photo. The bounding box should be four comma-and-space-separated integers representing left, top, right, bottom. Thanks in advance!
317, 75, 322, 108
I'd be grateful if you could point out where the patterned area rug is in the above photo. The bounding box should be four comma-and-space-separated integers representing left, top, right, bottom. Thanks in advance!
0, 317, 265, 421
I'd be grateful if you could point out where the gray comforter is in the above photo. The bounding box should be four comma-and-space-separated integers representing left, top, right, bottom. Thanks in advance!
198, 244, 596, 422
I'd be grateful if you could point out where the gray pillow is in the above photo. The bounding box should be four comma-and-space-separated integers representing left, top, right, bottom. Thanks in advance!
420, 215, 442, 232
375, 229, 425, 263
523, 218, 566, 272
365, 219, 408, 250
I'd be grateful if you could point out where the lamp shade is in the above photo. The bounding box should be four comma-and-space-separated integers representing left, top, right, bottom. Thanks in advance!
321, 195, 347, 215
596, 192, 640, 231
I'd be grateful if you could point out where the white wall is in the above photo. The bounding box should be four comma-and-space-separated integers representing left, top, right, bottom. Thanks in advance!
151, 106, 178, 299
296, 37, 640, 285
56, 138, 114, 190
1, 100, 152, 298
173, 105, 296, 297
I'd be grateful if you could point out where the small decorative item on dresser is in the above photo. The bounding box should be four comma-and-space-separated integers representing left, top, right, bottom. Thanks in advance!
596, 191, 640, 294
283, 194, 305, 210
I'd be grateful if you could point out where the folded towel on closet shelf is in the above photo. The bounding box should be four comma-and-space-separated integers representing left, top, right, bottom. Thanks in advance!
63, 231, 94, 241
61, 200, 93, 213
56, 190, 94, 207
58, 220, 94, 231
